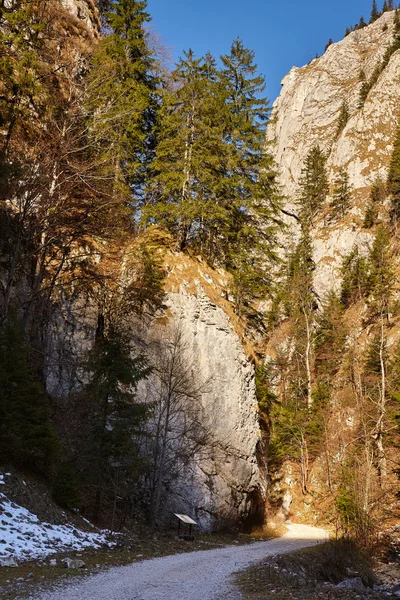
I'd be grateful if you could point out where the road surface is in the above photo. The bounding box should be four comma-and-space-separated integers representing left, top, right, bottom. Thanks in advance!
33, 523, 328, 600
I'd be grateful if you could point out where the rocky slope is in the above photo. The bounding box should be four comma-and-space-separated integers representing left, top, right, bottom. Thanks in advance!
267, 10, 400, 296
265, 10, 400, 529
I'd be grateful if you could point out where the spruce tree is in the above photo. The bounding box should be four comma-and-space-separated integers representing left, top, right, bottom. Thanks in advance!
335, 101, 350, 139
325, 38, 333, 51
144, 49, 224, 251
218, 38, 281, 296
368, 225, 395, 319
340, 246, 369, 307
315, 291, 347, 380
297, 146, 329, 223
388, 124, 400, 223
0, 312, 56, 469
370, 0, 380, 23
359, 16, 367, 28
285, 223, 316, 407
145, 40, 281, 309
363, 176, 386, 228
330, 168, 352, 218
83, 325, 151, 520
87, 0, 159, 210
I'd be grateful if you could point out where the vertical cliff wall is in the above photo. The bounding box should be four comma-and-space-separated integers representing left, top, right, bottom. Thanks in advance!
45, 250, 266, 531
267, 11, 400, 296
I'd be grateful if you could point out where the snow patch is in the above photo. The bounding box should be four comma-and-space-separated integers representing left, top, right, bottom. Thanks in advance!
0, 490, 114, 562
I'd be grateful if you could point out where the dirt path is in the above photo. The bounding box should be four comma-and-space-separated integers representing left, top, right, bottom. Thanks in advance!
32, 524, 328, 600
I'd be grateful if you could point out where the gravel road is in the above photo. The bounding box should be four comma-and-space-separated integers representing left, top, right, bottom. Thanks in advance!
32, 524, 328, 600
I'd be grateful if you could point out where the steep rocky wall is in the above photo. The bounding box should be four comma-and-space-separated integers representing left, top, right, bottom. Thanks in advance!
46, 251, 266, 531
267, 11, 400, 296
139, 289, 264, 530
60, 0, 100, 34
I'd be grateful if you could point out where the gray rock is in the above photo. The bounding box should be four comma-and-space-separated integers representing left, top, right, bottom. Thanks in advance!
336, 577, 364, 589
46, 272, 266, 532
0, 557, 17, 567
49, 559, 57, 567
63, 558, 85, 569
266, 11, 399, 298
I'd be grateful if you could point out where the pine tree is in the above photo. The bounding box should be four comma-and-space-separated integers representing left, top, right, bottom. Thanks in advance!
368, 225, 395, 320
363, 177, 386, 228
383, 1, 389, 12
359, 16, 367, 28
388, 123, 400, 223
340, 246, 369, 307
335, 100, 350, 139
297, 146, 329, 223
370, 0, 380, 23
330, 168, 352, 218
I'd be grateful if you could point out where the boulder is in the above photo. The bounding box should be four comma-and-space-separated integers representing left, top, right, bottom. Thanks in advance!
336, 577, 364, 589
64, 558, 85, 569
0, 557, 17, 567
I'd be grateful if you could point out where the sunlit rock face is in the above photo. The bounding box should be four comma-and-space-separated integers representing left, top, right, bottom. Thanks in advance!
141, 288, 265, 531
267, 11, 399, 296
60, 0, 100, 33
45, 253, 266, 531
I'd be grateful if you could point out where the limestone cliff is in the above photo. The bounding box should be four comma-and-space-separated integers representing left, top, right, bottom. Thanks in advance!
265, 11, 400, 528
267, 10, 400, 296
60, 0, 100, 34
46, 248, 266, 531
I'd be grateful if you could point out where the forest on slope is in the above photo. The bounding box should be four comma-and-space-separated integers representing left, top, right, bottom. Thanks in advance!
0, 0, 280, 530
1, 0, 400, 546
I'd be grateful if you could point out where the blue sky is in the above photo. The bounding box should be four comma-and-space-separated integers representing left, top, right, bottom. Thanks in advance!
147, 0, 378, 102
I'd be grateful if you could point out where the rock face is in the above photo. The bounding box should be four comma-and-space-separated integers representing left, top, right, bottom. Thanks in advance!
267, 11, 400, 296
143, 289, 264, 531
60, 0, 100, 34
46, 252, 265, 531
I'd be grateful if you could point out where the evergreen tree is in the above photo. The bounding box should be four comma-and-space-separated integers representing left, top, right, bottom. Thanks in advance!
335, 100, 350, 140
315, 291, 347, 380
383, 1, 389, 12
388, 123, 400, 223
0, 312, 56, 469
297, 146, 329, 223
144, 49, 225, 251
285, 224, 316, 407
370, 1, 380, 23
368, 225, 395, 319
363, 177, 386, 228
340, 246, 369, 307
325, 38, 333, 51
330, 168, 352, 218
218, 38, 281, 270
359, 16, 367, 28
87, 0, 159, 210
145, 40, 282, 308
83, 324, 151, 520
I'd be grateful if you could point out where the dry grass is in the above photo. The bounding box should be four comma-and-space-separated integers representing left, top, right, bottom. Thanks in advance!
234, 539, 396, 600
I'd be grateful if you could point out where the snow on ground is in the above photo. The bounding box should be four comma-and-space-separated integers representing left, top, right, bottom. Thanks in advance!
0, 487, 114, 562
